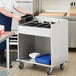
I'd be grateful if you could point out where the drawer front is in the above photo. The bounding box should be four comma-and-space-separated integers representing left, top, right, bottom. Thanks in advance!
18, 26, 51, 37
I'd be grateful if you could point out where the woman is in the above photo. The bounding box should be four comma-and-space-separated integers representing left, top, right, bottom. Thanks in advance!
0, 0, 30, 64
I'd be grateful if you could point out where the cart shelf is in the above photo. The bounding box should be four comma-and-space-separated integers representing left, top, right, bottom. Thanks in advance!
17, 59, 51, 67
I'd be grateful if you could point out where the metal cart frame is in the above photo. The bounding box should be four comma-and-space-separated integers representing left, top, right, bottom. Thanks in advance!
17, 16, 68, 75
0, 32, 14, 76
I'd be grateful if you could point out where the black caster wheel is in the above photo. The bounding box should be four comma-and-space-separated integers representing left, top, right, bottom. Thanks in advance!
60, 63, 64, 70
47, 68, 53, 75
32, 64, 37, 67
10, 65, 13, 68
33, 64, 36, 66
10, 61, 13, 68
19, 62, 24, 69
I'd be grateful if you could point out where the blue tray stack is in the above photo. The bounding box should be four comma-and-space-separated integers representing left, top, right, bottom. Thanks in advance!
35, 54, 51, 65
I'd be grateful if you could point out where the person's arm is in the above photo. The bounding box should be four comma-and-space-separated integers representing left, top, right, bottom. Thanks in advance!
14, 7, 30, 15
0, 7, 21, 21
0, 7, 14, 17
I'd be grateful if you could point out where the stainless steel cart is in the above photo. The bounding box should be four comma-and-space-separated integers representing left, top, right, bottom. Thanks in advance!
17, 16, 68, 75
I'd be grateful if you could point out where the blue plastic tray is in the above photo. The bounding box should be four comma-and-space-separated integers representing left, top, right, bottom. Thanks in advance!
35, 53, 51, 65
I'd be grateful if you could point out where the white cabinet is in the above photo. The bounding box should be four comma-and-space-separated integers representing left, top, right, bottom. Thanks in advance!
69, 20, 76, 48
16, 0, 40, 15
17, 1, 33, 13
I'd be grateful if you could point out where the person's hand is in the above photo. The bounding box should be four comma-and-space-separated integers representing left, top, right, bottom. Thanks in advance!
13, 14, 21, 21
25, 12, 31, 15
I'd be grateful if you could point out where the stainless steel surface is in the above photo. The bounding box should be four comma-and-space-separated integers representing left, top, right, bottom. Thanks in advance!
16, 0, 42, 15
43, 16, 76, 21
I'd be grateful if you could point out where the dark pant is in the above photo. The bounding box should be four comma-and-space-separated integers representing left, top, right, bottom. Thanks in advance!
0, 13, 12, 50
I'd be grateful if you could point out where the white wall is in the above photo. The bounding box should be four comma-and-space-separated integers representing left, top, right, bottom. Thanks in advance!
42, 0, 70, 12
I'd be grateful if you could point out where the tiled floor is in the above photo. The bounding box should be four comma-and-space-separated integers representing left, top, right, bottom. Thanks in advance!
8, 51, 76, 76
0, 51, 76, 76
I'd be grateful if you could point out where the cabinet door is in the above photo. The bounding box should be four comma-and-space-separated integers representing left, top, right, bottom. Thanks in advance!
69, 21, 76, 48
16, 1, 33, 14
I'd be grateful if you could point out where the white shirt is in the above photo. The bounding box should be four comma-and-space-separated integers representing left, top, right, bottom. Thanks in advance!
0, 0, 18, 11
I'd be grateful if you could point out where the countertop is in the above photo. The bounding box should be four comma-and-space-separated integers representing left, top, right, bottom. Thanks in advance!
43, 16, 76, 21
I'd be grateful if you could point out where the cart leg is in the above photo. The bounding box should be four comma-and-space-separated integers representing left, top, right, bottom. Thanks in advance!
47, 67, 53, 75
6, 38, 10, 75
9, 61, 12, 68
60, 63, 64, 70
19, 62, 24, 69
3, 61, 12, 68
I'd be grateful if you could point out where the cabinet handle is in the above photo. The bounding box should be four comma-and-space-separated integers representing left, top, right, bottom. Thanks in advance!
16, 1, 32, 3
